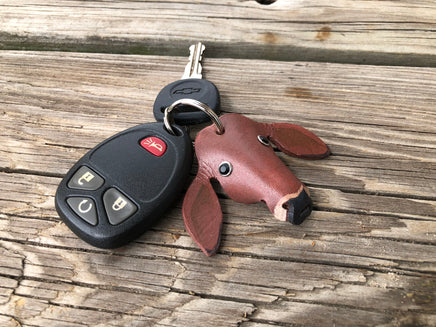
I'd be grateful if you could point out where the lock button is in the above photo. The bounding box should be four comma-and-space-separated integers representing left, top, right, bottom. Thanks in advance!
68, 166, 104, 190
103, 188, 137, 225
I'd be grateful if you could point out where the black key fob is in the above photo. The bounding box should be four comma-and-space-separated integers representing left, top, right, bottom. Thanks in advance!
55, 122, 192, 248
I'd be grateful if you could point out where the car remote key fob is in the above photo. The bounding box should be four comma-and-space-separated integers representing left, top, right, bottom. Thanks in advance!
55, 122, 192, 248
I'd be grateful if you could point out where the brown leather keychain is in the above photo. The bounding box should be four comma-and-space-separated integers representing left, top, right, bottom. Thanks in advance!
165, 101, 330, 256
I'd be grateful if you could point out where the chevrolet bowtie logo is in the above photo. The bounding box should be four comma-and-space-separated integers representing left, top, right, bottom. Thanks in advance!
173, 87, 201, 95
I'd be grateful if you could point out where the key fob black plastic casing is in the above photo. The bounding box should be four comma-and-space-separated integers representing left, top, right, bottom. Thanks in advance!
55, 122, 192, 248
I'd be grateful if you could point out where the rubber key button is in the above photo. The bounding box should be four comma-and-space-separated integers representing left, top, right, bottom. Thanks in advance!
67, 197, 98, 226
68, 166, 104, 190
103, 188, 137, 225
140, 136, 167, 157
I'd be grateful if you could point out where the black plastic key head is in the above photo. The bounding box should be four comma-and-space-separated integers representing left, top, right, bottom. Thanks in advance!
153, 42, 220, 125
55, 122, 192, 248
153, 78, 220, 125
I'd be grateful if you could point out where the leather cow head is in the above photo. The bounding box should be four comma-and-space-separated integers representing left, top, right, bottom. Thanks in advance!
183, 113, 330, 256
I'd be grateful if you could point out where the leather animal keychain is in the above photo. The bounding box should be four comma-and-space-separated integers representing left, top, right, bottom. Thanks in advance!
164, 105, 330, 257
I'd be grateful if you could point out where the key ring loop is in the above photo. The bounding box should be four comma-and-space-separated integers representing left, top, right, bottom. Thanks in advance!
164, 99, 224, 135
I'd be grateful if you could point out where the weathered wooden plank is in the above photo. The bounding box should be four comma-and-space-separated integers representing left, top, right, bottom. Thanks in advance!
311, 187, 436, 220
0, 238, 435, 326
0, 168, 434, 281
1, 171, 435, 274
0, 227, 371, 300
1, 294, 155, 327
1, 51, 435, 201
2, 294, 254, 327
0, 198, 435, 324
14, 279, 258, 317
287, 273, 436, 311
0, 1, 435, 66
252, 301, 436, 327
4, 282, 255, 327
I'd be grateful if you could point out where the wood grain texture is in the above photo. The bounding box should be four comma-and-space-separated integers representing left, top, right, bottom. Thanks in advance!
0, 51, 435, 326
0, 0, 435, 66
1, 51, 435, 198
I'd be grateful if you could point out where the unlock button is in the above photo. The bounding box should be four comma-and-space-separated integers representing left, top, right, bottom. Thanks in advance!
103, 188, 137, 225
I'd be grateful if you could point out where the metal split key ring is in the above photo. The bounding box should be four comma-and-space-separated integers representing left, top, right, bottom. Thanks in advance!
164, 99, 224, 135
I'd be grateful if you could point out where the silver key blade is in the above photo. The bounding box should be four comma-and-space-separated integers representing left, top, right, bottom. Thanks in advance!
182, 42, 206, 79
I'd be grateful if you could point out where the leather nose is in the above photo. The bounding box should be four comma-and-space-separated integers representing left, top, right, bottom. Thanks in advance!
284, 189, 313, 225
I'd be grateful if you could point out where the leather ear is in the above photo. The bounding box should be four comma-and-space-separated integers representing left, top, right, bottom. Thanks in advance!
182, 169, 222, 257
266, 123, 330, 159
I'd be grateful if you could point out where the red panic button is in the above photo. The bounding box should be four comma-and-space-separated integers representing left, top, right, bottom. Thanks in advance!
140, 137, 167, 157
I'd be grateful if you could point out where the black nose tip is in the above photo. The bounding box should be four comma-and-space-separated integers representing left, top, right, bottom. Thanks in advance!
284, 189, 313, 225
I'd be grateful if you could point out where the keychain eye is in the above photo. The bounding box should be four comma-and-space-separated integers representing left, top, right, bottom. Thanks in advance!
218, 162, 232, 176
257, 135, 270, 146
